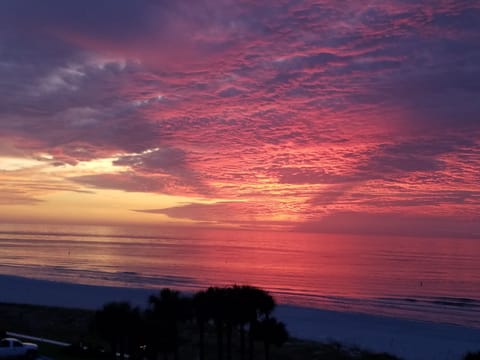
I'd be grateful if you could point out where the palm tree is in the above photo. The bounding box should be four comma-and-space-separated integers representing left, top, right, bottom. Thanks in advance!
223, 286, 241, 360
205, 286, 228, 360
146, 288, 191, 360
94, 301, 142, 359
193, 290, 210, 360
244, 286, 276, 360
464, 352, 480, 360
229, 285, 255, 360
253, 288, 276, 320
252, 317, 288, 360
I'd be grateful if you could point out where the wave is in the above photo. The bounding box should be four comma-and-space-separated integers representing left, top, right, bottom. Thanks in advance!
1, 260, 479, 329
265, 288, 480, 328
0, 263, 201, 290
378, 296, 480, 309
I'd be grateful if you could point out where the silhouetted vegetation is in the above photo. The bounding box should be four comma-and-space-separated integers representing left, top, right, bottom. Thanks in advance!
193, 289, 209, 360
464, 351, 480, 360
252, 317, 288, 360
145, 288, 191, 360
0, 288, 404, 360
90, 285, 287, 360
94, 302, 142, 359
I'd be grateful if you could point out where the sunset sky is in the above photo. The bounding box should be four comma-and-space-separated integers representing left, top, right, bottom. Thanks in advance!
1, 0, 479, 237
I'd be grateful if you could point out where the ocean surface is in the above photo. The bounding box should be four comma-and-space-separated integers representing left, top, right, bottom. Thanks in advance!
0, 223, 479, 328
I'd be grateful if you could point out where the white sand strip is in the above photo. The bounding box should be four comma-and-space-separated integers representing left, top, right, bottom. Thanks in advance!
1, 274, 479, 360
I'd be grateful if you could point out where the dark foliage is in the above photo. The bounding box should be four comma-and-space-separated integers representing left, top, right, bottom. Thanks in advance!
87, 285, 407, 360
145, 288, 191, 360
465, 351, 480, 360
94, 302, 142, 359
252, 317, 288, 360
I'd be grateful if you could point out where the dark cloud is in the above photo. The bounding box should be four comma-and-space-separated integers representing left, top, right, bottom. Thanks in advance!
275, 167, 364, 185
70, 172, 168, 193
358, 137, 475, 178
135, 201, 288, 228
136, 202, 246, 222
70, 170, 211, 196
111, 148, 211, 195
218, 87, 244, 98
114, 148, 186, 172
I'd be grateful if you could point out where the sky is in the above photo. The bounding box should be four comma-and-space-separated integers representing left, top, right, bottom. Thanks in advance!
0, 0, 479, 237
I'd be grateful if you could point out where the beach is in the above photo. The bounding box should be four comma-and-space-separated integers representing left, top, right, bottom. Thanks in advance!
1, 274, 479, 360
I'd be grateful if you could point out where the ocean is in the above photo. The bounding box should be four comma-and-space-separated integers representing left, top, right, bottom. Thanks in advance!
1, 223, 479, 328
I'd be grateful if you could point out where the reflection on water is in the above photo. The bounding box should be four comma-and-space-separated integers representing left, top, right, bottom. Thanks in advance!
0, 223, 479, 327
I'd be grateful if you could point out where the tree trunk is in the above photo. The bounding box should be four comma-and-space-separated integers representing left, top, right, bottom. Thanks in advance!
248, 330, 254, 360
240, 325, 246, 360
199, 320, 205, 360
216, 321, 224, 360
173, 324, 179, 360
226, 322, 232, 360
110, 341, 117, 360
264, 341, 270, 360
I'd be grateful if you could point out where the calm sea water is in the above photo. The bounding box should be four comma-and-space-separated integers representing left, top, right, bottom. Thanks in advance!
0, 223, 479, 328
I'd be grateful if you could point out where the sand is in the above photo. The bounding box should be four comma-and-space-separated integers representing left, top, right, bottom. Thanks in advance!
1, 274, 479, 360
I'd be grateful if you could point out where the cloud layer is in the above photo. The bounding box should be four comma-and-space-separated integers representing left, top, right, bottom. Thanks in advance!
1, 0, 479, 235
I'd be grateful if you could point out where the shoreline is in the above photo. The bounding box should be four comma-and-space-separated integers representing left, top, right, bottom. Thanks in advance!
1, 274, 479, 360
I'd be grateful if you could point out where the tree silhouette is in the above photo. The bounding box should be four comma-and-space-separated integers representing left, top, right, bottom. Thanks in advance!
252, 317, 288, 360
464, 352, 480, 360
228, 285, 256, 360
94, 301, 142, 359
94, 285, 286, 360
223, 286, 240, 360
205, 286, 228, 360
212, 285, 277, 360
241, 286, 276, 360
194, 286, 240, 360
146, 288, 191, 360
193, 289, 210, 360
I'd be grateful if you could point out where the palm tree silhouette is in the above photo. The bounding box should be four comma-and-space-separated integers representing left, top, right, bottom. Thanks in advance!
227, 285, 254, 360
193, 286, 241, 360
214, 285, 277, 360
223, 286, 243, 360
252, 317, 288, 360
94, 301, 142, 359
146, 288, 190, 360
205, 286, 228, 360
193, 289, 210, 360
243, 286, 275, 360
92, 285, 286, 360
